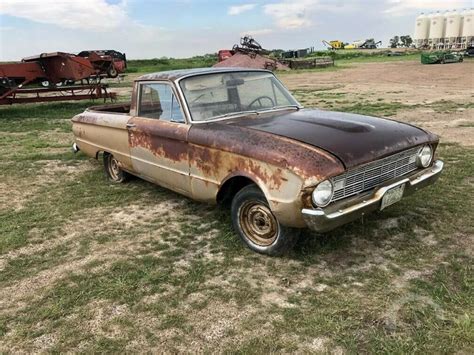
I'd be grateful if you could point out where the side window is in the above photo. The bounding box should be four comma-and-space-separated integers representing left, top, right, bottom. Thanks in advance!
138, 83, 185, 123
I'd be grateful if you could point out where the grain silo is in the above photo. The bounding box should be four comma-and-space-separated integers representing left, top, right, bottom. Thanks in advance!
429, 12, 446, 48
414, 13, 431, 48
445, 10, 462, 47
461, 9, 474, 48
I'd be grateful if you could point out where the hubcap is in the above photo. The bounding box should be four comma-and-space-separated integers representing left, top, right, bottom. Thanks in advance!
239, 200, 279, 246
109, 157, 121, 180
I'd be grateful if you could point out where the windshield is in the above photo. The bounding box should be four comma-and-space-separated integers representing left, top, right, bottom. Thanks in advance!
179, 71, 300, 122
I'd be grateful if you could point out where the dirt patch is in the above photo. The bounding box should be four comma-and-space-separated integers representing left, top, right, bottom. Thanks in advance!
38, 130, 73, 146
395, 108, 474, 147
0, 181, 32, 212
0, 197, 187, 313
0, 160, 97, 212
36, 159, 97, 182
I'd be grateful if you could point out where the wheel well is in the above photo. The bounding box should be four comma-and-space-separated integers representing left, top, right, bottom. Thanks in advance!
216, 176, 255, 206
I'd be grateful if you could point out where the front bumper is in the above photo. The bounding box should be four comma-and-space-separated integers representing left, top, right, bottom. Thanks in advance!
302, 160, 444, 232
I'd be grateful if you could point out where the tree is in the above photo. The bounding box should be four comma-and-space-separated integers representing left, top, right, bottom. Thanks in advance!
389, 36, 400, 48
400, 35, 413, 48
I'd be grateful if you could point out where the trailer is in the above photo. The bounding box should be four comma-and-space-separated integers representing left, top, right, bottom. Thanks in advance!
280, 57, 334, 70
0, 84, 116, 105
0, 52, 118, 105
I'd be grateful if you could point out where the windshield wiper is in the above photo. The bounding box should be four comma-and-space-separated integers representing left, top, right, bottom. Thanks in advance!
211, 110, 259, 120
258, 105, 301, 113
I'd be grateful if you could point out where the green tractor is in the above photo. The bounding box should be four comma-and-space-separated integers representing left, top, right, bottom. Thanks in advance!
421, 51, 464, 64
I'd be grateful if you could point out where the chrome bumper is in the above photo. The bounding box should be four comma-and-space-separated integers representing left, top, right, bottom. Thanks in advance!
302, 160, 444, 232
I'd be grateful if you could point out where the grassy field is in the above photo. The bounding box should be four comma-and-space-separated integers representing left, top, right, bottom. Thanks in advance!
125, 55, 217, 74
123, 51, 422, 76
0, 67, 473, 352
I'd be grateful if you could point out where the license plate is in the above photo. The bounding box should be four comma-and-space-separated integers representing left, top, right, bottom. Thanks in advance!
380, 183, 405, 210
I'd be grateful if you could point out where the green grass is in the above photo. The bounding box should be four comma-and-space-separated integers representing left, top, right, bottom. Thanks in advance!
125, 55, 217, 74
0, 80, 473, 352
121, 51, 419, 78
307, 49, 421, 63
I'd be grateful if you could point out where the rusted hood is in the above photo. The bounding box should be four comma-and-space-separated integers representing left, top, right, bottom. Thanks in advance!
225, 109, 437, 169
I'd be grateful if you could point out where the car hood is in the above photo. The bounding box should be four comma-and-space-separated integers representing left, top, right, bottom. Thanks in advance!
224, 109, 436, 169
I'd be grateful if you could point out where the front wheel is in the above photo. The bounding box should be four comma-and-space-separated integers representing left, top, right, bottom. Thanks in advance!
107, 65, 118, 78
231, 185, 299, 256
103, 153, 129, 183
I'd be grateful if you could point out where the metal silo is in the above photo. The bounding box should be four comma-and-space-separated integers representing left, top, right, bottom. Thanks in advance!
414, 13, 430, 48
462, 9, 474, 48
429, 12, 446, 48
445, 10, 462, 48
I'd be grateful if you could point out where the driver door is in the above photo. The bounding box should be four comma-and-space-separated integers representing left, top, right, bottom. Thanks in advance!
127, 81, 191, 195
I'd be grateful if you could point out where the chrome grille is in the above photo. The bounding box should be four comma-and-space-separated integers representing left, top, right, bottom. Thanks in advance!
331, 146, 420, 202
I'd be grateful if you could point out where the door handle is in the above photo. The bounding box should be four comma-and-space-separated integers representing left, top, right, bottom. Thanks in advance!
126, 123, 136, 128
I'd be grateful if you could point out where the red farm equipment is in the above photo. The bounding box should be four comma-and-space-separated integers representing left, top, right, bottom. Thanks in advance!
77, 50, 127, 78
0, 51, 121, 105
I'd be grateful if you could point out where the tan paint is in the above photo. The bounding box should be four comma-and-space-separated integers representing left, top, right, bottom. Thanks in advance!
72, 111, 133, 171
71, 71, 346, 229
128, 117, 191, 195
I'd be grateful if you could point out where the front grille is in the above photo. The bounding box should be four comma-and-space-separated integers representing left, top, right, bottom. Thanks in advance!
331, 146, 420, 202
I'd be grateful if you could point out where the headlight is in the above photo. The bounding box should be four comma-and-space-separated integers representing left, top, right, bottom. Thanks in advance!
416, 145, 433, 168
312, 180, 334, 207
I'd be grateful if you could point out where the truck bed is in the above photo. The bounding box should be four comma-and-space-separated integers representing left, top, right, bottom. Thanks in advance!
88, 102, 131, 114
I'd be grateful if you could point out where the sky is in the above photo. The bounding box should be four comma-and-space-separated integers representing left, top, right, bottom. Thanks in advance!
0, 0, 472, 60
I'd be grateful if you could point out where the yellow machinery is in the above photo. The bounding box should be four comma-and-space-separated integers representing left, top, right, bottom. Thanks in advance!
322, 40, 346, 50
323, 39, 382, 50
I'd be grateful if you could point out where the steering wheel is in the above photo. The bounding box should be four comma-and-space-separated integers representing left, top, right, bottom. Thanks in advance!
248, 96, 275, 109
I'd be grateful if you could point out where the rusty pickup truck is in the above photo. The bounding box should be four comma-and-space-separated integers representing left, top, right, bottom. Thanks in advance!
72, 68, 443, 255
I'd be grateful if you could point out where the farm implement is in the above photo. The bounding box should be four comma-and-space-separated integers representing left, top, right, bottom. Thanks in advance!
0, 50, 125, 105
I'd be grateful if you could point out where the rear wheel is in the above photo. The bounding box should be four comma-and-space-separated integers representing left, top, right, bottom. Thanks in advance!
231, 185, 299, 256
103, 153, 129, 183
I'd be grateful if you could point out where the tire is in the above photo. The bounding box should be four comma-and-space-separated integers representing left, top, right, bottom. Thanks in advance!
41, 81, 63, 87
231, 185, 300, 256
107, 65, 118, 78
103, 153, 129, 183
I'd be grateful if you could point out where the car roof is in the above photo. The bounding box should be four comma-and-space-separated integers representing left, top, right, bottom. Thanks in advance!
136, 67, 272, 82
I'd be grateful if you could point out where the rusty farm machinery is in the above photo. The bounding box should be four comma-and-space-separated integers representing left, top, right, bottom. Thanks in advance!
0, 50, 126, 105
216, 35, 333, 71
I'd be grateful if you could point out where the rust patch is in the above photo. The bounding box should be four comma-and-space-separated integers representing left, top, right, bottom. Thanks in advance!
188, 121, 344, 185
189, 146, 223, 176
189, 145, 285, 190
128, 118, 189, 162
234, 157, 284, 190
301, 188, 314, 209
